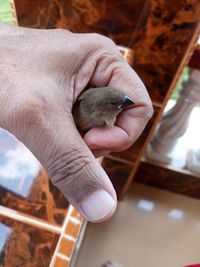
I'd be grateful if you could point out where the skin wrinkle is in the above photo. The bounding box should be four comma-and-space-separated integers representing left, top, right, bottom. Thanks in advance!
49, 152, 86, 180
74, 46, 122, 97
73, 51, 97, 101
47, 147, 93, 182
74, 47, 116, 95
47, 144, 87, 169
97, 51, 123, 72
90, 53, 123, 87
62, 175, 102, 204
9, 106, 52, 151
52, 161, 87, 185
51, 162, 103, 204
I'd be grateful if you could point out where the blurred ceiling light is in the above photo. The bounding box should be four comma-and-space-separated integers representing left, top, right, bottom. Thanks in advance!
168, 209, 184, 219
137, 199, 155, 211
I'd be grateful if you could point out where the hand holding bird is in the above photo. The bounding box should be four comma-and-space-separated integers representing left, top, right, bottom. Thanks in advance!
0, 24, 153, 222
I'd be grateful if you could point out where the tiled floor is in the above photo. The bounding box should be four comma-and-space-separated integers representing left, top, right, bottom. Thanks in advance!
75, 182, 200, 267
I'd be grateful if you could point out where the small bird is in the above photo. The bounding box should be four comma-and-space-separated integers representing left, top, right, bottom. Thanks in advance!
72, 87, 134, 132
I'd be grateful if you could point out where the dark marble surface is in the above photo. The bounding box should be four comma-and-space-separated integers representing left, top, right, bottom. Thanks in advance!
14, 0, 200, 104
132, 1, 200, 104
0, 215, 59, 267
189, 47, 200, 70
135, 161, 200, 199
14, 0, 147, 46
0, 128, 69, 226
102, 157, 133, 197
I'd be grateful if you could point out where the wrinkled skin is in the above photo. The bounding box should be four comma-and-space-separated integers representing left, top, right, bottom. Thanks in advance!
0, 24, 153, 222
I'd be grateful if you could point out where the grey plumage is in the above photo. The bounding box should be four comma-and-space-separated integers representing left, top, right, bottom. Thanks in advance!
72, 87, 134, 132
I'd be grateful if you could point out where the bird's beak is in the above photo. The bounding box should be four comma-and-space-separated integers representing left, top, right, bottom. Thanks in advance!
121, 95, 135, 109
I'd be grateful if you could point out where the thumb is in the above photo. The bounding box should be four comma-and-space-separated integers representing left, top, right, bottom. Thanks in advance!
19, 110, 117, 222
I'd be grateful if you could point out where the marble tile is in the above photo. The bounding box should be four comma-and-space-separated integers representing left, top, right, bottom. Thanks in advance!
75, 183, 200, 267
71, 209, 83, 222
0, 128, 69, 226
0, 215, 59, 267
54, 257, 69, 267
65, 220, 81, 239
59, 237, 75, 257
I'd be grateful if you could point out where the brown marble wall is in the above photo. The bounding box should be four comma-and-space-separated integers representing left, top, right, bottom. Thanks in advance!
0, 128, 69, 226
132, 1, 200, 104
14, 0, 147, 45
14, 0, 200, 105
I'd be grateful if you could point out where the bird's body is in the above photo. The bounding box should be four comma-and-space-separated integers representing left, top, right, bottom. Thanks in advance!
72, 87, 134, 132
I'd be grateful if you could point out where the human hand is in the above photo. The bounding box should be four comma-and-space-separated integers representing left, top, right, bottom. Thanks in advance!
0, 24, 153, 222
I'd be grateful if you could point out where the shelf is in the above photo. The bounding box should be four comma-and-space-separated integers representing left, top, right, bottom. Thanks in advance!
142, 157, 200, 179
135, 159, 200, 199
105, 154, 133, 166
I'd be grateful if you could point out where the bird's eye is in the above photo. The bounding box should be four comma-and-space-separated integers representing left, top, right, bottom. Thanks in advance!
110, 102, 116, 105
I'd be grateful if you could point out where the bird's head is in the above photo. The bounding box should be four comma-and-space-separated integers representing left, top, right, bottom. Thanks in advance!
105, 88, 134, 113
80, 87, 134, 115
73, 87, 135, 130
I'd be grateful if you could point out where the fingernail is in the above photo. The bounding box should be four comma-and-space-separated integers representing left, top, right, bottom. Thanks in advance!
80, 190, 116, 221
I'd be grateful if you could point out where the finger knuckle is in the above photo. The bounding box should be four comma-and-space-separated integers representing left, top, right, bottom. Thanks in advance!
14, 99, 49, 129
89, 33, 117, 52
93, 33, 114, 45
101, 35, 116, 47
